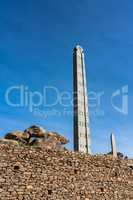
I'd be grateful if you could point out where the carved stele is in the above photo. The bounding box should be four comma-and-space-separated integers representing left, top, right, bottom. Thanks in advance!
73, 45, 91, 153
111, 133, 117, 158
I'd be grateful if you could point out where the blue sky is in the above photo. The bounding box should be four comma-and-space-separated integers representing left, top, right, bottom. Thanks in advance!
0, 0, 132, 156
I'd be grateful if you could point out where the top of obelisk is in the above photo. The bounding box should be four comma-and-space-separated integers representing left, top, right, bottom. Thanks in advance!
73, 44, 84, 53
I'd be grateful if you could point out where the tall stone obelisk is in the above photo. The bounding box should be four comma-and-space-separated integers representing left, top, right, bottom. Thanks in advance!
73, 45, 91, 154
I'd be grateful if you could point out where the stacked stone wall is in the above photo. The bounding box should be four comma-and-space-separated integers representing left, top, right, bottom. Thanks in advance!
0, 144, 133, 200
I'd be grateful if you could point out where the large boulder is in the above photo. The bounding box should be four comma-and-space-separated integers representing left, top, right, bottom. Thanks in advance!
24, 125, 46, 138
47, 132, 69, 145
4, 131, 29, 144
0, 139, 19, 145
